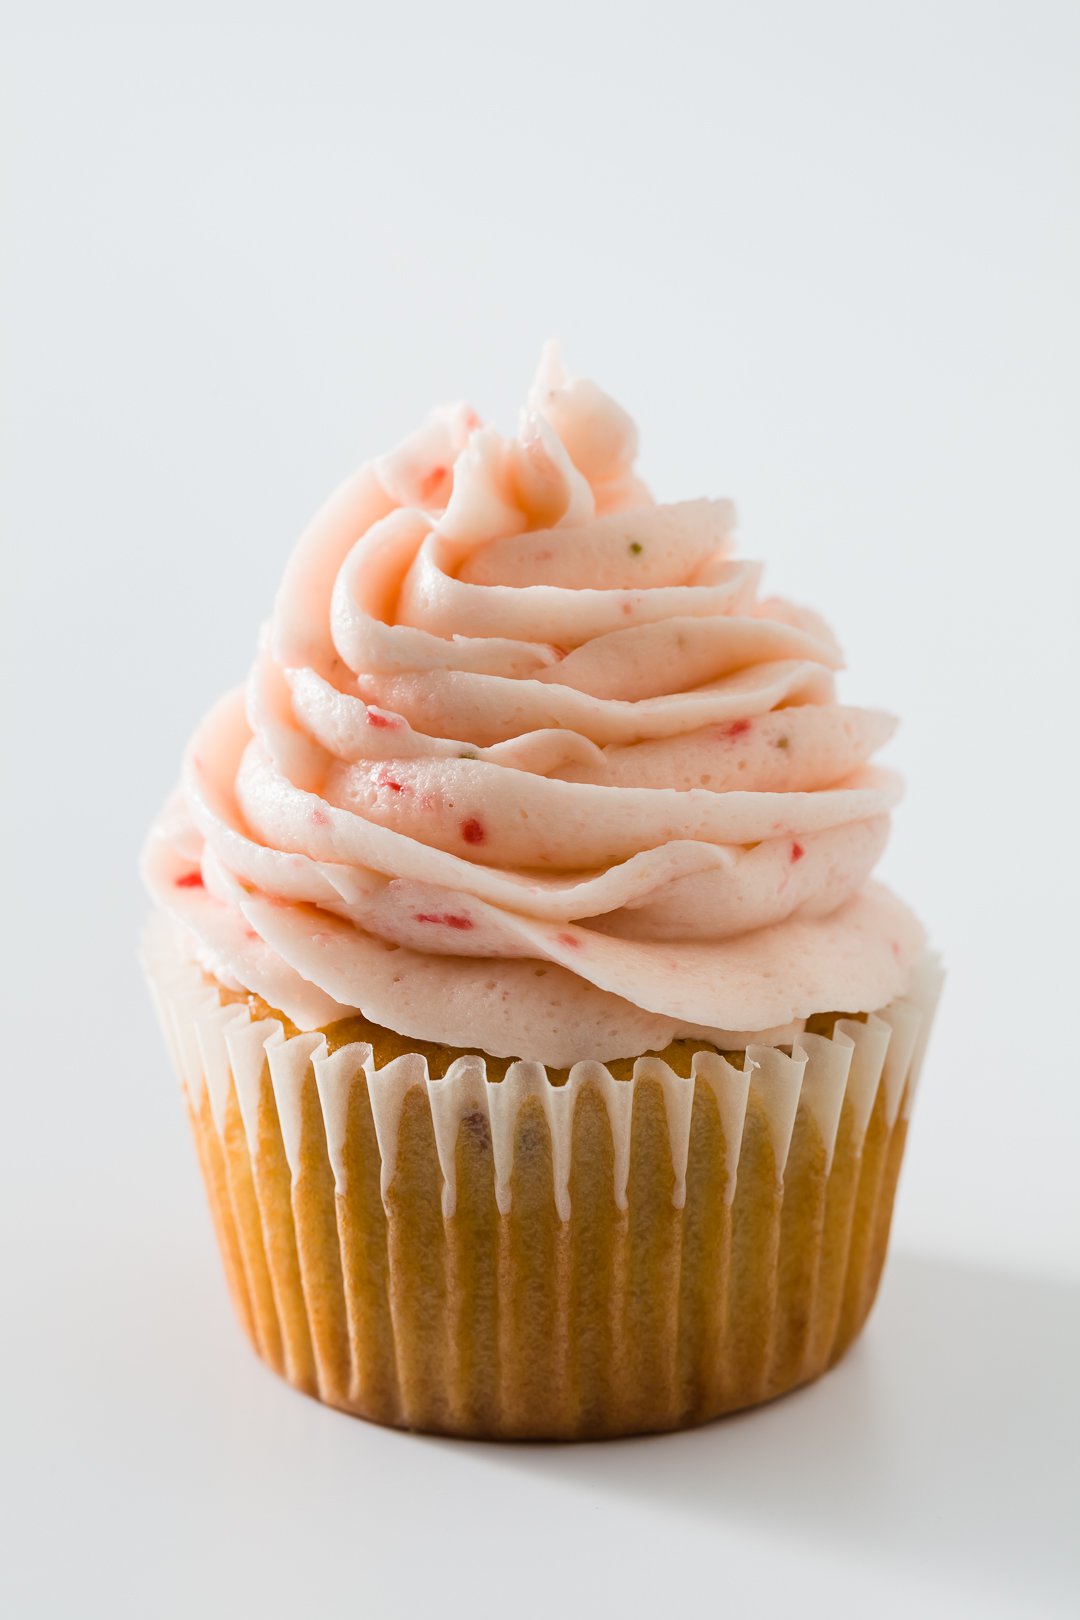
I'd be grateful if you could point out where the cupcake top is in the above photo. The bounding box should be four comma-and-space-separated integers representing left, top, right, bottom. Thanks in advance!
143, 347, 922, 1066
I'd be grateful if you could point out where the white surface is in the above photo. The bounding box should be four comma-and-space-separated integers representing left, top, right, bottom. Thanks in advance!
4, 1228, 1078, 1620
2, 3, 1078, 1616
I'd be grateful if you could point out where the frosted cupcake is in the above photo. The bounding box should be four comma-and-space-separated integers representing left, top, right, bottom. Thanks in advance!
142, 347, 940, 1439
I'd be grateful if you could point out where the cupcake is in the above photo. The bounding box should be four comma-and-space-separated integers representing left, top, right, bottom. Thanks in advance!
142, 345, 940, 1439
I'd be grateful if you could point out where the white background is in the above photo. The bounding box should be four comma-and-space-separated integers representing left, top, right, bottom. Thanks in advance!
2, 3, 1078, 1616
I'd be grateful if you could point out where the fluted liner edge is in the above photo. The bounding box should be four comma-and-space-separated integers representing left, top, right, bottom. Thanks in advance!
143, 916, 942, 1439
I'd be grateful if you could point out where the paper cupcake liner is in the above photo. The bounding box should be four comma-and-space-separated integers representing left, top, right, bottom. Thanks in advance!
143, 917, 942, 1439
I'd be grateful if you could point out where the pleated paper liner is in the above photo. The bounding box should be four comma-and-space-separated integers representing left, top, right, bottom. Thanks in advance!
144, 917, 942, 1440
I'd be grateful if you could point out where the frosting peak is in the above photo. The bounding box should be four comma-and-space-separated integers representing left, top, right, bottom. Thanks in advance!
143, 348, 921, 1065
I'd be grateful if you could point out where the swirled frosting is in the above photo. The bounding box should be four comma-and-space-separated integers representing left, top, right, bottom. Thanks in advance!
142, 346, 922, 1066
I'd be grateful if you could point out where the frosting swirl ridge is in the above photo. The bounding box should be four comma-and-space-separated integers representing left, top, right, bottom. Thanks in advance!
143, 347, 921, 1065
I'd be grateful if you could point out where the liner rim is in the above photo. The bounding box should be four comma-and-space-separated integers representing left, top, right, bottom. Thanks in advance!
142, 910, 943, 1222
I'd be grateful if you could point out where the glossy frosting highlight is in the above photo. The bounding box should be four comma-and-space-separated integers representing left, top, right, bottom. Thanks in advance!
143, 347, 922, 1065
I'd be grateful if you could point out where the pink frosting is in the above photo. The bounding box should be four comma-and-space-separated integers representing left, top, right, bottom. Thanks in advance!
142, 346, 922, 1066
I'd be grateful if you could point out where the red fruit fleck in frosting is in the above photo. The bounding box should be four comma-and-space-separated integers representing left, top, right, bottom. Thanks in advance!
719, 718, 752, 741
366, 710, 400, 729
461, 817, 486, 845
414, 912, 474, 930
556, 931, 582, 949
791, 841, 805, 862
312, 807, 329, 826
377, 771, 407, 794
419, 464, 447, 501
175, 870, 204, 888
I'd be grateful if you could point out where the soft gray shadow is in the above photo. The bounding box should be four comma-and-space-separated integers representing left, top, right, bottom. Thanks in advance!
465, 1253, 1080, 1609
6, 1229, 1077, 1617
